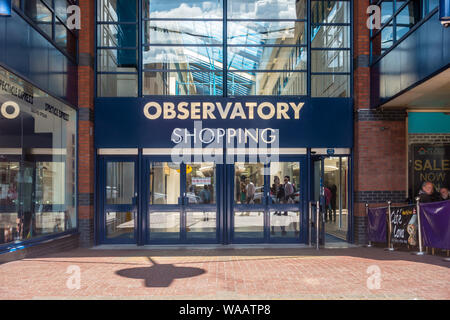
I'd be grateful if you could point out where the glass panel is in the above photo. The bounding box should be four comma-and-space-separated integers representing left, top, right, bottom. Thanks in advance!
98, 0, 137, 22
97, 24, 138, 47
395, 0, 407, 11
34, 211, 71, 236
234, 163, 264, 204
233, 211, 264, 238
228, 46, 307, 71
55, 0, 69, 23
428, 0, 439, 11
269, 162, 300, 204
312, 74, 350, 97
227, 21, 306, 45
186, 163, 216, 204
149, 211, 180, 240
106, 211, 134, 240
227, 71, 306, 96
324, 157, 348, 237
227, 0, 306, 20
98, 49, 138, 72
144, 20, 223, 45
186, 211, 216, 239
0, 66, 77, 242
311, 50, 350, 73
270, 211, 300, 238
35, 162, 65, 205
106, 162, 135, 205
381, 0, 394, 24
149, 162, 180, 205
24, 0, 53, 38
381, 24, 394, 49
97, 73, 138, 97
143, 46, 223, 71
144, 0, 223, 19
143, 71, 223, 96
0, 162, 20, 245
311, 25, 350, 48
311, 1, 350, 24
396, 2, 418, 40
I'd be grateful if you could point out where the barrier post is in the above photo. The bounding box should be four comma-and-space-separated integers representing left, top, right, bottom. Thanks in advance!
365, 203, 372, 247
385, 201, 395, 251
412, 197, 426, 256
309, 202, 312, 246
316, 200, 320, 250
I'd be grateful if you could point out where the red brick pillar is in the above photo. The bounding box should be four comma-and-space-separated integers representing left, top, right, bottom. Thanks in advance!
77, 0, 95, 247
353, 0, 407, 244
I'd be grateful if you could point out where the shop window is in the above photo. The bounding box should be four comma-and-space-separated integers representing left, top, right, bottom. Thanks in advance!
0, 66, 77, 245
149, 162, 180, 205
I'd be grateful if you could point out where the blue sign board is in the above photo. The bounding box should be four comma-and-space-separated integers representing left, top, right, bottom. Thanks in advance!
95, 97, 353, 149
0, 0, 11, 16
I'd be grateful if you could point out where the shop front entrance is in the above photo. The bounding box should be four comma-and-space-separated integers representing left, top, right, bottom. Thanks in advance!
97, 153, 311, 245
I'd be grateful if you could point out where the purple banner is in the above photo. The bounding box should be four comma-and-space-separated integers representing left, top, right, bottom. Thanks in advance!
419, 200, 450, 250
367, 207, 387, 243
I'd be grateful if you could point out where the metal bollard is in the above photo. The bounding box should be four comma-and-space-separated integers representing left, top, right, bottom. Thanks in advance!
309, 202, 312, 246
385, 201, 395, 251
316, 200, 320, 250
412, 197, 426, 256
365, 203, 372, 247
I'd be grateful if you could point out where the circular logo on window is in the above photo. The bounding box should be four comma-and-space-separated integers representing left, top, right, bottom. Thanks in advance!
1, 101, 20, 119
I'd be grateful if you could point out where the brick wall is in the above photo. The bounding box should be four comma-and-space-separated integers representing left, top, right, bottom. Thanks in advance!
353, 1, 408, 244
78, 0, 95, 247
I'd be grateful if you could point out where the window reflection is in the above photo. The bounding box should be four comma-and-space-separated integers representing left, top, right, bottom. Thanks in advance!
98, 0, 138, 22
311, 1, 350, 24
106, 211, 134, 240
270, 211, 300, 238
186, 211, 216, 239
24, 0, 53, 38
269, 162, 300, 204
227, 0, 306, 20
186, 163, 215, 205
233, 211, 264, 238
144, 0, 223, 19
227, 71, 306, 96
143, 46, 223, 71
227, 21, 306, 45
149, 162, 180, 205
106, 162, 135, 205
143, 71, 223, 95
234, 163, 264, 204
144, 20, 223, 45
0, 66, 77, 245
149, 211, 180, 240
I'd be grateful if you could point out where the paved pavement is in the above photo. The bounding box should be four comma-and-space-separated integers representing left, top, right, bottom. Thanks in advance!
0, 246, 448, 300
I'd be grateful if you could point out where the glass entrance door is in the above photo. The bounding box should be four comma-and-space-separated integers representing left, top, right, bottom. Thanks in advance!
101, 158, 137, 243
145, 160, 220, 244
230, 159, 306, 243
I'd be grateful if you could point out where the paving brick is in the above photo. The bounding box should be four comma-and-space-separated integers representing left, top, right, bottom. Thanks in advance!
0, 247, 448, 300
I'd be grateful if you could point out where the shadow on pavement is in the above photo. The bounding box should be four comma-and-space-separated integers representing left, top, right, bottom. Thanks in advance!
115, 257, 205, 287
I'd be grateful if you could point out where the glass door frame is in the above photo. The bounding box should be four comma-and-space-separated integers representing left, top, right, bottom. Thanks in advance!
143, 156, 222, 244
98, 156, 139, 244
310, 154, 352, 243
228, 156, 308, 244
